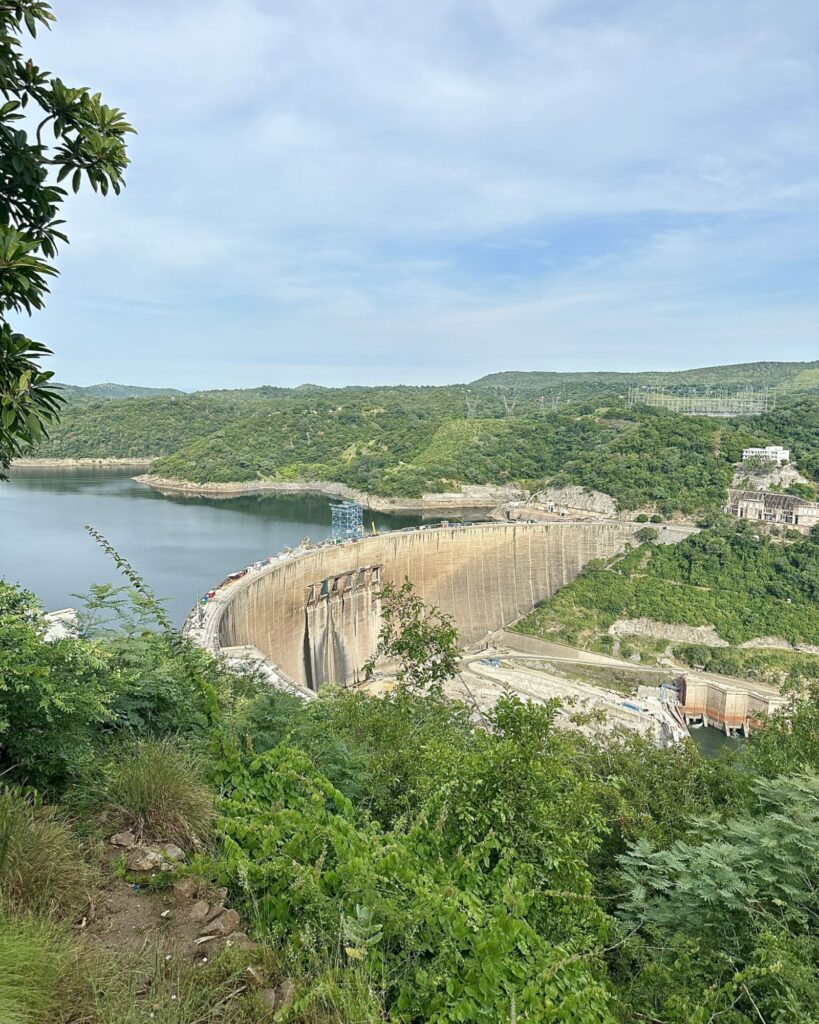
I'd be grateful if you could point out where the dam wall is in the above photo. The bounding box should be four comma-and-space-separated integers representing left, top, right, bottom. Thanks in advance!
213, 521, 695, 690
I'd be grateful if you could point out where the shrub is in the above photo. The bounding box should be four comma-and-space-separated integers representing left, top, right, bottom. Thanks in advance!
0, 582, 114, 791
0, 913, 68, 1024
0, 787, 93, 918
100, 738, 214, 849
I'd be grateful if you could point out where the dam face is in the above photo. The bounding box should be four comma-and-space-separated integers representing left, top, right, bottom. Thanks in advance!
215, 522, 694, 690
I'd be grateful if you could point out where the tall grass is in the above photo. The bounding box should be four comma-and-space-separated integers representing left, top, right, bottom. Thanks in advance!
0, 920, 274, 1024
0, 787, 93, 918
86, 945, 274, 1024
0, 914, 68, 1024
101, 737, 215, 849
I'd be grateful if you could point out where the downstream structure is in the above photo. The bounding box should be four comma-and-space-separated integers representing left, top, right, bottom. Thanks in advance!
187, 521, 695, 692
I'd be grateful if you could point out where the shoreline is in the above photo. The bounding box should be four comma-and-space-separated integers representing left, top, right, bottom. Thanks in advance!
13, 457, 155, 469
133, 473, 525, 515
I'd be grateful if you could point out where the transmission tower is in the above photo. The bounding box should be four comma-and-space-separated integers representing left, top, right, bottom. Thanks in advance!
501, 391, 518, 418
465, 391, 479, 419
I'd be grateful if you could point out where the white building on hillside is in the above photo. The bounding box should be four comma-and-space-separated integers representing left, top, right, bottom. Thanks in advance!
741, 445, 790, 464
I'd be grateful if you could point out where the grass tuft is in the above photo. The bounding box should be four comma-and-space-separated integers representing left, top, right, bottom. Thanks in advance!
101, 737, 215, 849
0, 913, 69, 1024
0, 786, 94, 918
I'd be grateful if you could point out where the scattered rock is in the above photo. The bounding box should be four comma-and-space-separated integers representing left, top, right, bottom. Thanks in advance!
244, 965, 265, 987
159, 910, 172, 919
172, 876, 200, 900
110, 830, 137, 849
277, 979, 296, 1006
212, 886, 228, 903
162, 843, 186, 863
228, 931, 258, 952
126, 848, 164, 873
205, 903, 225, 923
260, 988, 278, 1010
207, 909, 241, 936
189, 900, 211, 922
261, 979, 297, 1010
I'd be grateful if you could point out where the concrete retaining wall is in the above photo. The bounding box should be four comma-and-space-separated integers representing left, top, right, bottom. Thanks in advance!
214, 521, 695, 689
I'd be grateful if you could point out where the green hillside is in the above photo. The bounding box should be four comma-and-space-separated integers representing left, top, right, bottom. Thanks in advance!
28, 363, 819, 515
59, 382, 186, 400
517, 523, 819, 645
473, 360, 819, 395
515, 523, 819, 685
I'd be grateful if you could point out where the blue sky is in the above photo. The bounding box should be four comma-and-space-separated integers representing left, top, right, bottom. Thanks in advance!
25, 0, 819, 388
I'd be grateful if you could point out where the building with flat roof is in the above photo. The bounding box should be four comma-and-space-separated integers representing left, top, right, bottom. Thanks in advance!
727, 488, 819, 535
742, 446, 790, 464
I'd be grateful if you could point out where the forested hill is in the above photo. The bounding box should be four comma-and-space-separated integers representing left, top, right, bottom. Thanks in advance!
473, 360, 819, 397
59, 382, 185, 400
29, 362, 819, 515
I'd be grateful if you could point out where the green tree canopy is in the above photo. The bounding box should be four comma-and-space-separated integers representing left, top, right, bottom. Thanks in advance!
0, 1, 133, 473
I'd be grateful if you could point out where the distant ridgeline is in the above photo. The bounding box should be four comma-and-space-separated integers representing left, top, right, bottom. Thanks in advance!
58, 382, 186, 400
32, 361, 819, 516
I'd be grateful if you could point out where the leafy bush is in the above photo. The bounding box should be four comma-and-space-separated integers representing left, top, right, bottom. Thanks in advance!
0, 787, 93, 918
617, 773, 819, 1022
0, 582, 114, 790
98, 738, 214, 849
216, 697, 614, 1024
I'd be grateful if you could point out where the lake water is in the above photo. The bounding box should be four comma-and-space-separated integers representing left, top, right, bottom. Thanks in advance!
1, 467, 422, 624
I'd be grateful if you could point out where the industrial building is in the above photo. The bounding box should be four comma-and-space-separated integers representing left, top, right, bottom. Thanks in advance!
726, 488, 819, 534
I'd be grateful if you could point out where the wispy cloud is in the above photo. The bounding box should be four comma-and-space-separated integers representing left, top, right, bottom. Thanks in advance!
23, 0, 819, 386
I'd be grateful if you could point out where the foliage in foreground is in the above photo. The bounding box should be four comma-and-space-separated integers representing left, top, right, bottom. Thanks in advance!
217, 698, 613, 1023
0, 912, 69, 1024
2, 572, 819, 1021
0, 1, 133, 472
0, 786, 93, 918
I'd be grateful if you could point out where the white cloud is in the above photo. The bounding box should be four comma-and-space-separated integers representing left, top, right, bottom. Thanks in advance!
22, 0, 819, 385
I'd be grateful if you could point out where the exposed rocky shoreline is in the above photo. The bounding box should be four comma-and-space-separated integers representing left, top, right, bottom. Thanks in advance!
133, 473, 526, 514
14, 456, 154, 468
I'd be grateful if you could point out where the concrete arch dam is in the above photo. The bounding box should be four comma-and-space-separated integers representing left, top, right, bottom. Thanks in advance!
214, 522, 695, 690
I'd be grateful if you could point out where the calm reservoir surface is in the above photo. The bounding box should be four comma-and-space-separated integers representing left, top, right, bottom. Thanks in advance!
1, 466, 422, 624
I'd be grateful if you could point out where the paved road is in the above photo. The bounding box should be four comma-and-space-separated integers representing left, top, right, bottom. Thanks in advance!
489, 633, 783, 697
